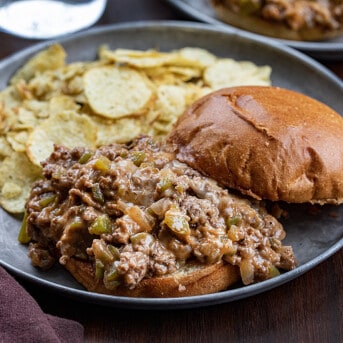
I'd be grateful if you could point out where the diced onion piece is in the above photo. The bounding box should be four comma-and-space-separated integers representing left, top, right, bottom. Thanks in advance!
240, 258, 255, 285
126, 205, 152, 232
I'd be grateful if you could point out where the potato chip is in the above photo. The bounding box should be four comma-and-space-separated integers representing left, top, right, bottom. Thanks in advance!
27, 70, 65, 99
2, 182, 22, 199
177, 47, 217, 68
142, 67, 183, 86
0, 85, 22, 111
0, 136, 13, 159
21, 99, 49, 119
99, 47, 175, 68
48, 95, 81, 115
0, 85, 23, 132
204, 59, 271, 89
183, 83, 213, 107
100, 49, 204, 84
15, 79, 33, 100
142, 107, 161, 128
151, 121, 173, 135
169, 47, 216, 70
65, 74, 84, 95
155, 85, 187, 122
10, 44, 66, 85
25, 95, 79, 121
57, 62, 89, 81
56, 61, 107, 95
160, 66, 202, 82
99, 47, 215, 70
0, 152, 41, 213
16, 107, 38, 129
83, 66, 154, 119
6, 130, 29, 152
26, 110, 97, 166
90, 115, 143, 146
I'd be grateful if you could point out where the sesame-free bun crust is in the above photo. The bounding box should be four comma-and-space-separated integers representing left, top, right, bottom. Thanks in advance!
65, 259, 240, 297
167, 86, 343, 204
211, 1, 343, 41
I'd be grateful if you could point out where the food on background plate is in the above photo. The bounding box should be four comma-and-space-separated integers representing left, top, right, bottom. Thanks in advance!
210, 0, 343, 41
23, 136, 296, 297
0, 44, 271, 214
167, 86, 343, 204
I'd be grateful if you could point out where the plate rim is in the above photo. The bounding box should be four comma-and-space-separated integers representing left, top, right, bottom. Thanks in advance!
0, 20, 342, 310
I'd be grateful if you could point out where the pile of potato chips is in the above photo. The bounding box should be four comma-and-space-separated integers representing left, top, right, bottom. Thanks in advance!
0, 43, 272, 214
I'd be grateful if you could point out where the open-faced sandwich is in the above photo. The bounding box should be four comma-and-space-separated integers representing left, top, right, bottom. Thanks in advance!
22, 85, 343, 297
24, 136, 296, 297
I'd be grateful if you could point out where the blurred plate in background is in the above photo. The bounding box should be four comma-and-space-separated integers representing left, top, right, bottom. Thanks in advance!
166, 0, 343, 60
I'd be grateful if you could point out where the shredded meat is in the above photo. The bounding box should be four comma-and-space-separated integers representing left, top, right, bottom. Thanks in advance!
26, 136, 297, 290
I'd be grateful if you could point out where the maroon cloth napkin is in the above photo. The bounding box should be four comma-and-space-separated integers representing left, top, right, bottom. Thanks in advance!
0, 266, 84, 343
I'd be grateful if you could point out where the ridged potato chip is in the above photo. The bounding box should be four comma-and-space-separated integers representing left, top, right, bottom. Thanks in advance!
0, 152, 41, 213
177, 47, 217, 68
155, 85, 187, 122
204, 59, 272, 90
91, 115, 143, 146
99, 48, 175, 68
10, 44, 66, 85
83, 66, 154, 119
144, 66, 203, 84
99, 47, 216, 70
16, 107, 38, 129
0, 85, 23, 132
6, 130, 29, 152
26, 111, 97, 166
0, 137, 12, 159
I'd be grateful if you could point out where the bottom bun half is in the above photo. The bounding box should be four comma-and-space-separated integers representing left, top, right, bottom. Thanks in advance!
64, 258, 240, 298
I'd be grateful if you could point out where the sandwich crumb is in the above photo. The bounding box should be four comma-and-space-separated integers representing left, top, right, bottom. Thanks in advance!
178, 284, 186, 292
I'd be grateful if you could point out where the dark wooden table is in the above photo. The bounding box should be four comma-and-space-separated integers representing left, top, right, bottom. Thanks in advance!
1, 1, 342, 342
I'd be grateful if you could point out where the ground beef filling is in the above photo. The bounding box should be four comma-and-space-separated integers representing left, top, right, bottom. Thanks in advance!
26, 137, 297, 290
213, 0, 343, 32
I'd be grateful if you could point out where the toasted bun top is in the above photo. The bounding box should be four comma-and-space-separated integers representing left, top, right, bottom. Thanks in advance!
167, 86, 343, 204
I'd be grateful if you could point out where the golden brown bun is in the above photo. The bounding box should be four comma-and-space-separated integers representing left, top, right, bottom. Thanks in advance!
64, 258, 240, 298
211, 1, 343, 41
167, 86, 343, 204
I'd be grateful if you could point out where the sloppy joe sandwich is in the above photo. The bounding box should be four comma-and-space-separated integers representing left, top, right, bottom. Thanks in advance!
23, 137, 296, 297
210, 0, 343, 41
167, 85, 343, 204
